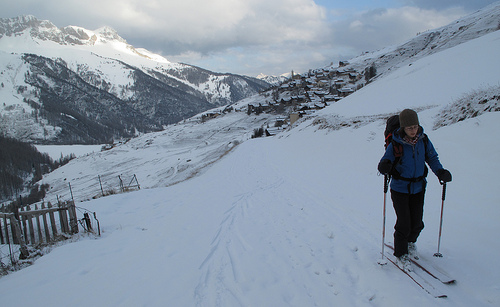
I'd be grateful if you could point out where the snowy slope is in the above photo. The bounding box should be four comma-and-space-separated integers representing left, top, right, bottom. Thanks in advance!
338, 1, 500, 81
1, 12, 500, 307
37, 29, 500, 205
1, 106, 498, 306
36, 107, 279, 201
315, 29, 500, 118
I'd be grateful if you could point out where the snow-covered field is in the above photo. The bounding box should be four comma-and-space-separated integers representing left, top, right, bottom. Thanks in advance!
1, 19, 500, 307
35, 144, 104, 159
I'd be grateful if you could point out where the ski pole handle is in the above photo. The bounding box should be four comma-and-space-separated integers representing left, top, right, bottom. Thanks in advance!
384, 174, 390, 194
440, 181, 447, 201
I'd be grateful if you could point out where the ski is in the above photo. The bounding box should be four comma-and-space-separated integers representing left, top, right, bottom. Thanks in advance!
385, 244, 455, 284
382, 251, 447, 298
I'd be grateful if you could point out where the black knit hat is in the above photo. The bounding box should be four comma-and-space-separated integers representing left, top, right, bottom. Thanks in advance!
399, 109, 419, 127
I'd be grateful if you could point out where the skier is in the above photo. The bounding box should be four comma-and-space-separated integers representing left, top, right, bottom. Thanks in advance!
378, 109, 452, 271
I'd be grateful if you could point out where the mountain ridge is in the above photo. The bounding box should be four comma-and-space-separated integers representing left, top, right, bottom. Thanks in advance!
337, 2, 500, 80
0, 15, 271, 144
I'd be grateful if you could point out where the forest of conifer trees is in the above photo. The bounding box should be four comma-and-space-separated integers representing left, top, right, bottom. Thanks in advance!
0, 135, 74, 207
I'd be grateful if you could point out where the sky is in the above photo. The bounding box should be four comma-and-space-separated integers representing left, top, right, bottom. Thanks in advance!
0, 0, 498, 77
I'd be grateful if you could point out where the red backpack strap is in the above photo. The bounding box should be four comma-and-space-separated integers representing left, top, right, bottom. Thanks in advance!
393, 141, 403, 158
384, 133, 393, 149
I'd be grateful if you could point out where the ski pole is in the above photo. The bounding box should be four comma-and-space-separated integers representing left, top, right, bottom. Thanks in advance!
378, 174, 390, 264
434, 181, 447, 257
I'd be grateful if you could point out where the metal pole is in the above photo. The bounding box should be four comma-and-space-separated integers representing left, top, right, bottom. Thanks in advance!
434, 182, 447, 257
98, 175, 105, 197
378, 175, 390, 264
118, 175, 124, 193
69, 182, 74, 203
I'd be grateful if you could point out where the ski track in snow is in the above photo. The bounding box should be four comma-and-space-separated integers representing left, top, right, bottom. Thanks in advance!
190, 139, 379, 306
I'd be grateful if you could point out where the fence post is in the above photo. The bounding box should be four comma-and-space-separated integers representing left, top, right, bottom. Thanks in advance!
42, 203, 51, 243
2, 215, 9, 245
99, 175, 105, 197
129, 174, 141, 190
83, 213, 93, 232
26, 206, 36, 244
48, 202, 58, 235
35, 204, 43, 243
58, 203, 69, 234
0, 215, 4, 244
118, 175, 124, 193
21, 207, 28, 244
11, 210, 29, 259
68, 200, 79, 234
11, 209, 19, 244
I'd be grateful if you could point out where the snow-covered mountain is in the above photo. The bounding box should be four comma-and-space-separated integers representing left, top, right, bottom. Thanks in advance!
325, 1, 500, 81
0, 3, 500, 306
0, 15, 270, 144
22, 0, 500, 202
256, 72, 289, 86
249, 2, 500, 125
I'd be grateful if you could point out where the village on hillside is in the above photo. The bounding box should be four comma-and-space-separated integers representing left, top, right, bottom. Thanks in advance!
202, 61, 374, 137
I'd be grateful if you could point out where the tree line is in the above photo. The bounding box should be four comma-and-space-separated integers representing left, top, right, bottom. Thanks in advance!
0, 135, 74, 208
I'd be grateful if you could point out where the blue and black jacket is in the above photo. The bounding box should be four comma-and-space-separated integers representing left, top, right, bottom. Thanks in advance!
380, 127, 443, 194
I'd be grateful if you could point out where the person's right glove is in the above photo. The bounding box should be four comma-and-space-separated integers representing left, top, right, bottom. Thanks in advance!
437, 169, 452, 183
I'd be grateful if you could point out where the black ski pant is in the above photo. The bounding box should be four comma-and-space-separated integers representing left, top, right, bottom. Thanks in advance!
391, 189, 425, 257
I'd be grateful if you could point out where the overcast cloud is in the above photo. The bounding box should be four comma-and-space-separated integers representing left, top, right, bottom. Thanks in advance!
1, 0, 497, 76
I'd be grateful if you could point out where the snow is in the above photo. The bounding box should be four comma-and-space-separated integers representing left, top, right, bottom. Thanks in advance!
320, 29, 500, 118
35, 144, 104, 159
1, 14, 500, 307
0, 17, 246, 121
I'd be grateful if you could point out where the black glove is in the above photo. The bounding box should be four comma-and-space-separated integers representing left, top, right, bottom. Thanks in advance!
437, 169, 452, 183
378, 159, 392, 175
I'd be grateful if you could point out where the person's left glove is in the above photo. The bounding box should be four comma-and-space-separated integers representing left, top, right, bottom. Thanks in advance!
437, 169, 452, 183
378, 159, 392, 175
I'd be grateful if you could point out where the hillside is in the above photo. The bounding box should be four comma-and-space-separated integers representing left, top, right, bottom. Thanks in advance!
332, 1, 500, 81
242, 2, 500, 125
1, 29, 499, 305
0, 4, 499, 306
0, 16, 270, 144
33, 1, 500, 204
0, 135, 53, 202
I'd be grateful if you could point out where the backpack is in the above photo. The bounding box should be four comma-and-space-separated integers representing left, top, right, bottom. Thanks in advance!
383, 115, 428, 181
384, 115, 402, 153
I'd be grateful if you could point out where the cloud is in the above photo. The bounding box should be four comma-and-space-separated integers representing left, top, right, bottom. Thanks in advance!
112, 0, 332, 75
41, 0, 328, 53
219, 5, 467, 76
330, 6, 466, 52
116, 2, 472, 76
1, 0, 495, 76
119, 2, 478, 76
401, 0, 497, 11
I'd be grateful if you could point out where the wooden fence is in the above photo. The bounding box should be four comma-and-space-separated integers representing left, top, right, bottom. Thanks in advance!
0, 201, 78, 257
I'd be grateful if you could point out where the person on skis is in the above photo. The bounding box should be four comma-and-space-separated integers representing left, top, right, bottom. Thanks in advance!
378, 109, 452, 271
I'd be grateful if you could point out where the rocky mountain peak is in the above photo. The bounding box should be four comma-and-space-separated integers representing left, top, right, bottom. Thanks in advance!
0, 15, 271, 145
95, 26, 126, 43
0, 15, 127, 46
0, 15, 52, 38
